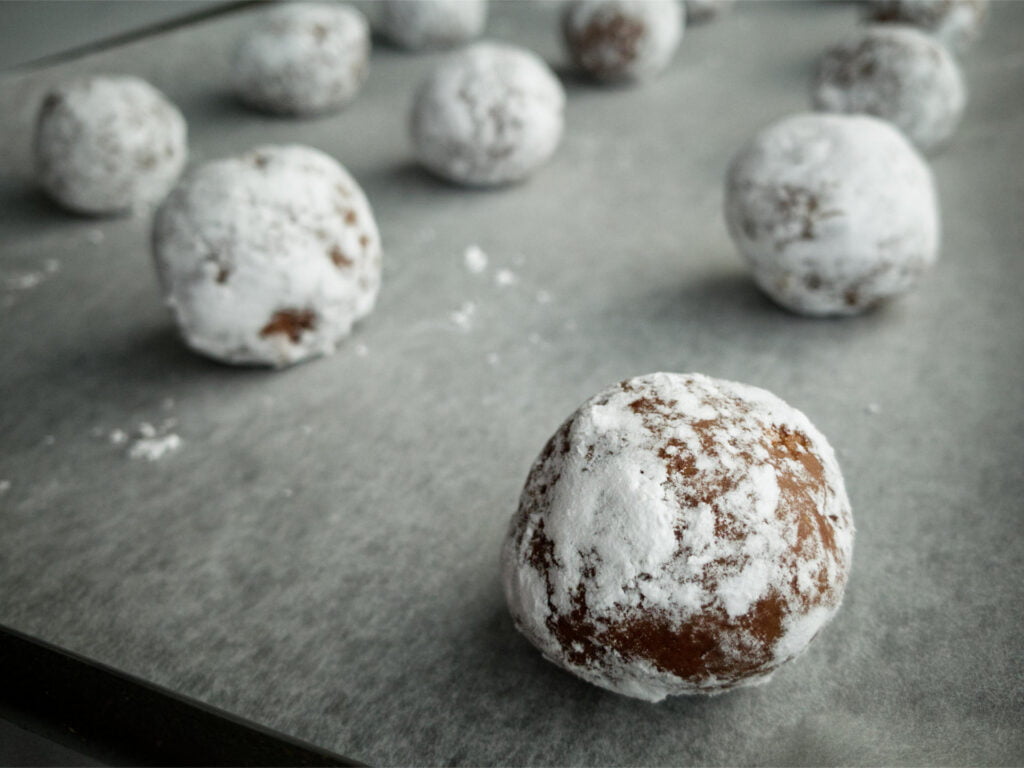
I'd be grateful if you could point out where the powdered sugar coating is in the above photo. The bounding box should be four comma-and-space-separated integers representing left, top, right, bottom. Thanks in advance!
34, 75, 186, 215
410, 42, 565, 186
866, 0, 988, 52
812, 25, 966, 154
562, 0, 684, 83
233, 3, 370, 116
685, 0, 734, 24
153, 145, 381, 367
377, 0, 487, 51
503, 373, 853, 702
725, 113, 939, 316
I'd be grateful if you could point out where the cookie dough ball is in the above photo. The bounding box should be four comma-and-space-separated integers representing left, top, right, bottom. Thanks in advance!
724, 113, 939, 316
233, 3, 370, 116
812, 26, 966, 153
562, 0, 683, 83
503, 372, 853, 701
33, 75, 186, 215
865, 0, 988, 52
153, 145, 381, 367
377, 0, 487, 51
410, 42, 565, 186
685, 0, 734, 24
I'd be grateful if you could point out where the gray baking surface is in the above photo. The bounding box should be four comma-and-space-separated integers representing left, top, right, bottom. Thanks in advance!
1, 2, 1022, 765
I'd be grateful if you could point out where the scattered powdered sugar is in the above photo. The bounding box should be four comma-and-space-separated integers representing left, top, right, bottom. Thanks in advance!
4, 260, 60, 292
450, 301, 476, 332
463, 244, 488, 274
503, 372, 853, 702
129, 433, 183, 462
104, 421, 182, 461
495, 269, 518, 287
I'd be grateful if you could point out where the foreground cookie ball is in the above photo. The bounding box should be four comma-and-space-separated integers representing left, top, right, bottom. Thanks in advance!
812, 26, 966, 153
865, 0, 988, 52
34, 76, 186, 215
685, 0, 734, 24
233, 3, 370, 116
377, 0, 487, 51
410, 42, 565, 186
725, 113, 939, 316
562, 0, 683, 83
153, 145, 381, 367
503, 372, 853, 701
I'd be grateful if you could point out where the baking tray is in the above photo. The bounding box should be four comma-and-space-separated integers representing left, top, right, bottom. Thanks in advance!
1, 1, 1022, 764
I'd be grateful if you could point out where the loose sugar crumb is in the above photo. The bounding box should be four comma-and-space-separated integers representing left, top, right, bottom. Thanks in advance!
536, 289, 553, 304
487, 352, 500, 366
109, 429, 129, 445
355, 343, 369, 357
128, 433, 182, 461
865, 402, 882, 415
86, 229, 105, 245
451, 301, 476, 332
464, 244, 488, 274
0, 480, 10, 495
42, 435, 55, 446
495, 269, 518, 287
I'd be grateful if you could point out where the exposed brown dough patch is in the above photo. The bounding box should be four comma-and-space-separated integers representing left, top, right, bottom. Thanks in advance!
259, 309, 317, 343
329, 245, 353, 268
570, 13, 645, 76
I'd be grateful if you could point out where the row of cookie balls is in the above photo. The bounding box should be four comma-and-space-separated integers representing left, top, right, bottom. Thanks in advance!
33, 0, 988, 367
31, 0, 734, 213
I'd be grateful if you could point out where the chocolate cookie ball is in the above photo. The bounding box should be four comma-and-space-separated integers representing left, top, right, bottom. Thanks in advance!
685, 0, 734, 24
410, 42, 565, 186
377, 0, 487, 51
153, 145, 381, 367
866, 0, 988, 52
233, 3, 370, 116
724, 113, 939, 316
33, 75, 187, 215
562, 0, 683, 83
812, 26, 966, 153
503, 372, 854, 701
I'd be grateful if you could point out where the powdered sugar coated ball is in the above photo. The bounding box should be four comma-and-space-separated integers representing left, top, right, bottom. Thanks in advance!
233, 3, 370, 116
377, 0, 487, 51
410, 42, 565, 186
153, 145, 381, 367
865, 0, 988, 52
503, 372, 853, 701
812, 26, 966, 154
725, 113, 939, 316
34, 75, 186, 215
562, 0, 683, 83
685, 0, 734, 24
